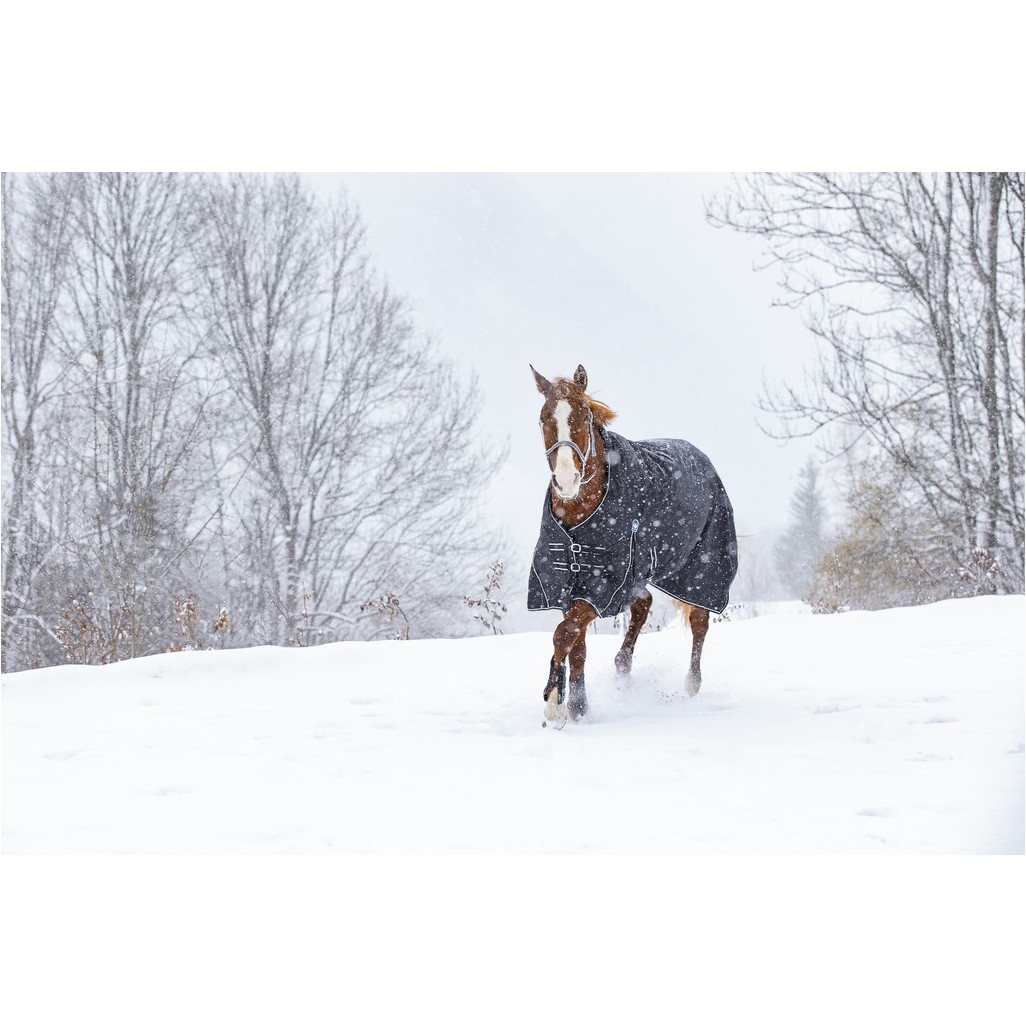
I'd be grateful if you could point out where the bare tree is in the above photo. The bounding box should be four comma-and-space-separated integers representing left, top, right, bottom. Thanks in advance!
2, 172, 506, 668
195, 173, 501, 643
50, 172, 220, 661
1, 173, 76, 668
709, 173, 1024, 601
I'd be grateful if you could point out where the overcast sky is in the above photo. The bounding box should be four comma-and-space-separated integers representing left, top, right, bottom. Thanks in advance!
306, 173, 820, 568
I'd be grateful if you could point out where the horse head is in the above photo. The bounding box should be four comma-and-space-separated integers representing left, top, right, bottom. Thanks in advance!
531, 363, 615, 503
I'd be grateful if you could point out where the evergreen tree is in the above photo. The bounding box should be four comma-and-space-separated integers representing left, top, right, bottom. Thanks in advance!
773, 459, 828, 599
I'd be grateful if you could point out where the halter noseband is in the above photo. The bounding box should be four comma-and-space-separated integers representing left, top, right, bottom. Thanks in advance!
544, 409, 599, 487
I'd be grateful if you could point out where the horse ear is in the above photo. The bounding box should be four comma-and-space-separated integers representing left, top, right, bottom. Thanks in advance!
574, 364, 588, 390
531, 365, 551, 395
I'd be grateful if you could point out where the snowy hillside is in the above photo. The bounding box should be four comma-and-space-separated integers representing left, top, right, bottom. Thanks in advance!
3, 596, 1022, 854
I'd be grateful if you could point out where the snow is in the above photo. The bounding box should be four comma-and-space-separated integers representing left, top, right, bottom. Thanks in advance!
3, 595, 1022, 854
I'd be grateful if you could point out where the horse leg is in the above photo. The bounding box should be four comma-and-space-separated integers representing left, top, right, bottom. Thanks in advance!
685, 606, 710, 696
545, 600, 596, 722
614, 589, 653, 678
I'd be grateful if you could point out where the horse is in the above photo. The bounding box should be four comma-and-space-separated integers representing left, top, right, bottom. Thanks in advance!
528, 364, 738, 726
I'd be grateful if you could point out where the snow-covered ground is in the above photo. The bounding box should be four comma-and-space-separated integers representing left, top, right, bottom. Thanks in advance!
2, 596, 1023, 854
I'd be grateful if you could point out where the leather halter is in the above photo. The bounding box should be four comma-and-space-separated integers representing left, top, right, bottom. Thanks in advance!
543, 408, 598, 487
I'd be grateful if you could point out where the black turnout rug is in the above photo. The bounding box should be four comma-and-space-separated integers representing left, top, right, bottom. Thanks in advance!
528, 429, 738, 617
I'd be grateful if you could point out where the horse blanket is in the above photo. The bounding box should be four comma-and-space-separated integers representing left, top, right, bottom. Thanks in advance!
528, 429, 738, 617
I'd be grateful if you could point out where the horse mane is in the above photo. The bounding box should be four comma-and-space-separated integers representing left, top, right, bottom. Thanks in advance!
550, 377, 617, 428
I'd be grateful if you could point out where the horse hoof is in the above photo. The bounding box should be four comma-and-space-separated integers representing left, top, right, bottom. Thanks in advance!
614, 650, 633, 677
567, 675, 588, 721
543, 695, 568, 728
685, 673, 701, 697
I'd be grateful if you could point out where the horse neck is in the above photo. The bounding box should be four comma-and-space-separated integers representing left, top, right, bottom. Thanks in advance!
550, 427, 607, 528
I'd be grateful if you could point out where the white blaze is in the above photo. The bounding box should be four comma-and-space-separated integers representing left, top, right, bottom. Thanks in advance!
552, 400, 581, 499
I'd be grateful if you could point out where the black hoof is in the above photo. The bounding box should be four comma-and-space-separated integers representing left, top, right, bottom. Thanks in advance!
567, 674, 588, 721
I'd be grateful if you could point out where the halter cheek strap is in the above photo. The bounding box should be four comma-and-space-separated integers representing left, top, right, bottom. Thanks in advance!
544, 410, 598, 485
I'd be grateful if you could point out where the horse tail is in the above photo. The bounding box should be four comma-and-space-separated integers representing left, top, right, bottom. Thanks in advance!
672, 601, 695, 629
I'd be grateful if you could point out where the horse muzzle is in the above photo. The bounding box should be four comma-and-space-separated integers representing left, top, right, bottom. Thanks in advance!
552, 470, 582, 501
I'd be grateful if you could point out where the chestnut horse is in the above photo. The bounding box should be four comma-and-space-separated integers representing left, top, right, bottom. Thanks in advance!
529, 364, 738, 725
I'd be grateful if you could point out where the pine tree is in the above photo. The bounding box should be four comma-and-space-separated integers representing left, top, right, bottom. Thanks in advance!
773, 459, 828, 599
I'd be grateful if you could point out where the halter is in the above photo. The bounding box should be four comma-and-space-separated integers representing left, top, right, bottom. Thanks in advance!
544, 408, 599, 487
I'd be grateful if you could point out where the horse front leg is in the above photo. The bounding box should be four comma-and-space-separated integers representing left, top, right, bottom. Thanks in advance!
544, 600, 597, 723
685, 606, 710, 696
614, 588, 653, 678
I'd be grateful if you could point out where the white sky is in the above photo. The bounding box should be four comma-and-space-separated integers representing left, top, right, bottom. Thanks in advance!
306, 171, 820, 559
